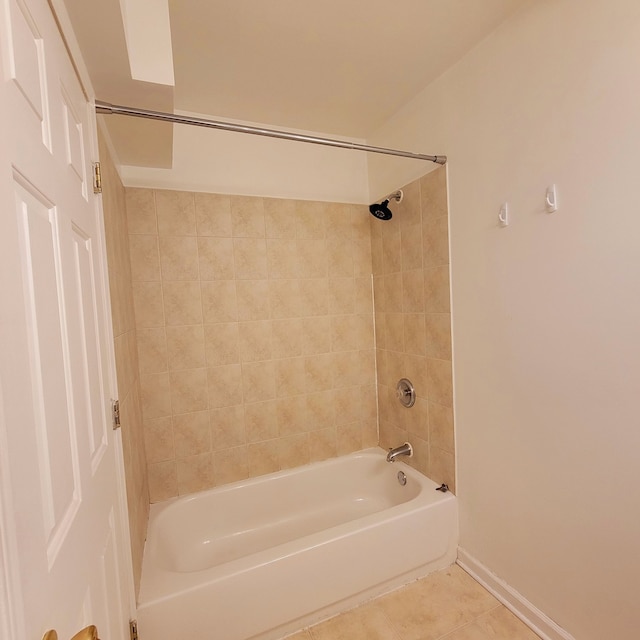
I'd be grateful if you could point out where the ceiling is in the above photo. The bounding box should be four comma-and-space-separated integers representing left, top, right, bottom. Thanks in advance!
63, 0, 529, 167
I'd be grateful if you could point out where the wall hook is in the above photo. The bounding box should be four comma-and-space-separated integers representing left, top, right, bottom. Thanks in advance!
545, 184, 558, 213
498, 203, 509, 227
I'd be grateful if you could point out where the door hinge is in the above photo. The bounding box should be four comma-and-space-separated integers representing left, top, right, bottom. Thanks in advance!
93, 161, 102, 194
129, 620, 138, 640
112, 399, 121, 430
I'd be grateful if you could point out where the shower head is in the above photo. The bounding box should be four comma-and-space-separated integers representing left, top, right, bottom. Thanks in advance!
369, 190, 403, 221
369, 199, 393, 220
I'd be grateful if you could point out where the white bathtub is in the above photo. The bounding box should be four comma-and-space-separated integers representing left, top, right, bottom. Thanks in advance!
137, 448, 458, 640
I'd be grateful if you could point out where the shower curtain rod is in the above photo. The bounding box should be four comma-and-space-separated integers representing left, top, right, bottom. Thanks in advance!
95, 101, 447, 164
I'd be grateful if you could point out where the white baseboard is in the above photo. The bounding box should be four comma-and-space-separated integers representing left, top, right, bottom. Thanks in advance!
456, 548, 575, 640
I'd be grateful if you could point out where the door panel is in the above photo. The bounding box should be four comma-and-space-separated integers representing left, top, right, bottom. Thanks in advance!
5, 0, 52, 150
14, 178, 81, 566
0, 0, 132, 638
71, 225, 109, 471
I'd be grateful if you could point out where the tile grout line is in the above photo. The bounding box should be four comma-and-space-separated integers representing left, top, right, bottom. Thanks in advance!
379, 606, 406, 640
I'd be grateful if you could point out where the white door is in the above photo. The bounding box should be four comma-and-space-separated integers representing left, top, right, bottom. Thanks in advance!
0, 0, 132, 638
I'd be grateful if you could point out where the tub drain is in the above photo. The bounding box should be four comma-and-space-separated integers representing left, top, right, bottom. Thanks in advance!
397, 471, 407, 486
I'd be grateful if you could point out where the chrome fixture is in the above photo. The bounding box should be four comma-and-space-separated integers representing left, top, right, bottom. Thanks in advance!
95, 101, 447, 164
396, 378, 416, 408
397, 470, 407, 486
369, 189, 403, 221
386, 442, 413, 463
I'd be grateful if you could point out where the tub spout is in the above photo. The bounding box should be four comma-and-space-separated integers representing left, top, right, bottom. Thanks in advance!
386, 442, 413, 463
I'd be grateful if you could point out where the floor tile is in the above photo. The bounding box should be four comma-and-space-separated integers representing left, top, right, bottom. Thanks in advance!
308, 602, 401, 640
376, 566, 500, 640
436, 623, 491, 640
285, 632, 312, 640
282, 565, 541, 640
478, 606, 541, 638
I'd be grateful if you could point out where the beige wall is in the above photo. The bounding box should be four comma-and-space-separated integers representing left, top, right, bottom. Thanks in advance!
127, 189, 378, 501
367, 1, 640, 638
371, 167, 454, 491
98, 130, 149, 596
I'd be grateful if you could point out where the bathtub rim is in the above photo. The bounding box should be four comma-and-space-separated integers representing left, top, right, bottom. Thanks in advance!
138, 446, 456, 607
150, 446, 439, 512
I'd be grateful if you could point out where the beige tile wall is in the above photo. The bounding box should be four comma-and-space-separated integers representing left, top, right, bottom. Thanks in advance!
126, 190, 378, 501
98, 131, 149, 595
371, 167, 455, 491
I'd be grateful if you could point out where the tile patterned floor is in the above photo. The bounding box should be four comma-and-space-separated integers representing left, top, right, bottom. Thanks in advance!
283, 565, 541, 640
